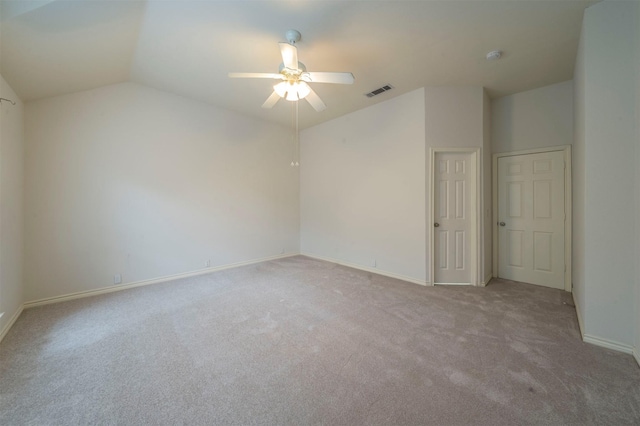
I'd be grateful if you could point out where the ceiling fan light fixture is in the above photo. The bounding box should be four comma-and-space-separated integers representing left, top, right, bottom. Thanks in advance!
274, 81, 288, 97
296, 81, 311, 99
230, 30, 351, 112
274, 81, 310, 101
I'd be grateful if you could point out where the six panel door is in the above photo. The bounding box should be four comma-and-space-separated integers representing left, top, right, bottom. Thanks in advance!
497, 151, 565, 289
434, 152, 474, 285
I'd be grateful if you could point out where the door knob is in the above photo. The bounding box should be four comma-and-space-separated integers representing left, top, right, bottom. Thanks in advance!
499, 222, 506, 227
434, 223, 440, 227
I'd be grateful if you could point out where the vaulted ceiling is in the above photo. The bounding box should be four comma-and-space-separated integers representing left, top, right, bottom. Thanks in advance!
0, 0, 595, 129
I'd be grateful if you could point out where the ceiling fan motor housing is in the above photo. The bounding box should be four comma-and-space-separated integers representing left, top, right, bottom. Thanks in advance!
279, 61, 306, 74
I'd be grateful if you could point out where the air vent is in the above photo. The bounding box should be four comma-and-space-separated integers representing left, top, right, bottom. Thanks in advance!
365, 84, 393, 98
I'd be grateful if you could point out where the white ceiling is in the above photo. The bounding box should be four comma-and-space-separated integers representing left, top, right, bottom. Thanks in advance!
0, 0, 596, 129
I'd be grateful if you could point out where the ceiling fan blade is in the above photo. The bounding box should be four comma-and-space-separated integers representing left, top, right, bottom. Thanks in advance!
262, 91, 281, 109
304, 88, 326, 112
279, 42, 298, 70
302, 72, 355, 84
229, 72, 284, 79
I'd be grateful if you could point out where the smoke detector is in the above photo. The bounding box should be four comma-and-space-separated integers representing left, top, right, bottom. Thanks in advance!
486, 50, 502, 61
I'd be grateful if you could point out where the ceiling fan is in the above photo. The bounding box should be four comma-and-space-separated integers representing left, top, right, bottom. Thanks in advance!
228, 29, 355, 112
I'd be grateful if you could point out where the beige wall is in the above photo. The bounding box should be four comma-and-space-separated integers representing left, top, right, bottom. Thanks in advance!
425, 87, 484, 149
300, 86, 489, 285
300, 89, 427, 283
573, 22, 587, 333
573, 0, 638, 351
483, 90, 492, 283
425, 86, 489, 284
0, 74, 24, 339
24, 82, 299, 302
634, 0, 640, 365
491, 80, 573, 154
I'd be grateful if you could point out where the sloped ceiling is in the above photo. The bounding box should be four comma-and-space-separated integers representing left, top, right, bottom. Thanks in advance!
0, 0, 595, 129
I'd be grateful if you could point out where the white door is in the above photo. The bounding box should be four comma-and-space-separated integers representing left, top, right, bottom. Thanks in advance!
434, 152, 475, 285
497, 151, 565, 289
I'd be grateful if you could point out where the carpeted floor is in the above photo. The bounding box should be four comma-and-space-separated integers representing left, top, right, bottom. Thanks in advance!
1, 256, 639, 425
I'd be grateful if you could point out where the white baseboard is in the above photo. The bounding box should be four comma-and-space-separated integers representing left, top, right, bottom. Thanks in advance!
24, 253, 298, 309
0, 304, 24, 343
633, 348, 640, 368
481, 272, 493, 287
300, 252, 428, 286
572, 293, 634, 355
434, 282, 471, 286
573, 292, 585, 338
583, 334, 634, 355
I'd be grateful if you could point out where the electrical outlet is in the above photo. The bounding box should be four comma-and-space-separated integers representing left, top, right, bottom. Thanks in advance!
114, 274, 122, 284
0, 312, 4, 319
373, 259, 377, 267
205, 260, 211, 267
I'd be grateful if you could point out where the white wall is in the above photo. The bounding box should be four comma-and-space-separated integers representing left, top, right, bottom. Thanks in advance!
573, 22, 586, 330
490, 81, 575, 295
573, 0, 638, 349
24, 82, 299, 301
300, 88, 427, 283
483, 90, 492, 283
0, 74, 24, 338
425, 87, 488, 283
491, 80, 573, 153
300, 87, 489, 285
425, 87, 484, 149
634, 1, 640, 364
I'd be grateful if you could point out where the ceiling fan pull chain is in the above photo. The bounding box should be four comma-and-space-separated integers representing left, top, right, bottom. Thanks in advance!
291, 100, 297, 167
295, 100, 300, 167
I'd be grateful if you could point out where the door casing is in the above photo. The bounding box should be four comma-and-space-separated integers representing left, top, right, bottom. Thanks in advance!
429, 147, 481, 286
492, 145, 572, 292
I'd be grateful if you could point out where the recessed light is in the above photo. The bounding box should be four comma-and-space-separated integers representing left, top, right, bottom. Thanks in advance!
486, 50, 502, 61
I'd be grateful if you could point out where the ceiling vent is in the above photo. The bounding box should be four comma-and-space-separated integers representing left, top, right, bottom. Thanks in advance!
365, 84, 393, 98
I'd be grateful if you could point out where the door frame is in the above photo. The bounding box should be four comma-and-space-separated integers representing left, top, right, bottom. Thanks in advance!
492, 145, 572, 292
429, 147, 481, 286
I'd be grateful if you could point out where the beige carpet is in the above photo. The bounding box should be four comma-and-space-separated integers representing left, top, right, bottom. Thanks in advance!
1, 256, 639, 425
